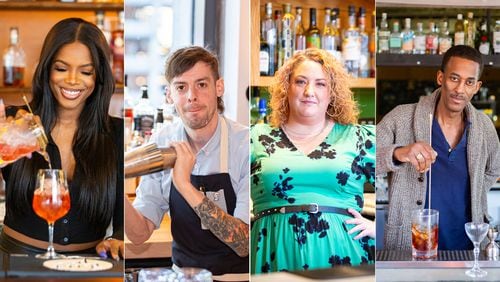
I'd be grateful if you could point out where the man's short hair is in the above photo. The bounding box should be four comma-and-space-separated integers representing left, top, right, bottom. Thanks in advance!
165, 46, 224, 113
441, 45, 483, 79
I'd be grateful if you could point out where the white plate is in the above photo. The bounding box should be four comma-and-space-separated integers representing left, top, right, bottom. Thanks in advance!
42, 258, 113, 272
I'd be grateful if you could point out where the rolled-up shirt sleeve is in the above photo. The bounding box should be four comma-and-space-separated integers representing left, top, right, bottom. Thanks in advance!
132, 171, 171, 229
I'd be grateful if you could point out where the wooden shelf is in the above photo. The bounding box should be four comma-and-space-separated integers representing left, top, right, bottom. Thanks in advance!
0, 1, 123, 11
255, 76, 375, 88
377, 54, 500, 68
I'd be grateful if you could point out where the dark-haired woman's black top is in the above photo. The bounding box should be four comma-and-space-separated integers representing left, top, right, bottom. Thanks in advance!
1, 117, 124, 246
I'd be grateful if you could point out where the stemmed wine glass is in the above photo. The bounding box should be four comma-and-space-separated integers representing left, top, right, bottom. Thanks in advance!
464, 222, 489, 278
32, 169, 71, 259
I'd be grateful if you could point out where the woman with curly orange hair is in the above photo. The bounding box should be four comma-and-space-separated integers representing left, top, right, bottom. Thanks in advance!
251, 48, 375, 273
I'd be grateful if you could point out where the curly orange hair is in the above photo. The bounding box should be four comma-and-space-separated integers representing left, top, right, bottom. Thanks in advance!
268, 48, 359, 127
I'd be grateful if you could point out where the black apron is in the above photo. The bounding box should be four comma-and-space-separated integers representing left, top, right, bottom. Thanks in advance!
169, 118, 248, 276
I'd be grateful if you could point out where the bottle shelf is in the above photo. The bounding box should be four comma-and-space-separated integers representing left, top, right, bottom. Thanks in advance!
255, 76, 375, 88
251, 0, 376, 90
377, 53, 500, 67
0, 1, 123, 11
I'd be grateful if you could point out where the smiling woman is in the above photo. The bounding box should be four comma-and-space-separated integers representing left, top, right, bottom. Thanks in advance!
0, 18, 124, 260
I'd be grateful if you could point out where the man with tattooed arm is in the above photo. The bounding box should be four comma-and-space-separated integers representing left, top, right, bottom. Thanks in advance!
125, 46, 249, 280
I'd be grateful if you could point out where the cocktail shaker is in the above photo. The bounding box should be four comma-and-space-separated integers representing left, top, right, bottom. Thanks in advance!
485, 227, 499, 259
125, 143, 176, 178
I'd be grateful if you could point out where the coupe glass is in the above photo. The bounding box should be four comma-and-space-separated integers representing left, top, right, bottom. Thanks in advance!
464, 222, 489, 278
32, 169, 70, 259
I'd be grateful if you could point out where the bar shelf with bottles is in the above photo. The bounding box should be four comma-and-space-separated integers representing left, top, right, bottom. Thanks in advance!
376, 4, 500, 128
251, 0, 376, 89
376, 7, 500, 66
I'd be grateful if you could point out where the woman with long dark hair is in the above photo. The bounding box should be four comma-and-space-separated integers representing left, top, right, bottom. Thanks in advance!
0, 18, 123, 259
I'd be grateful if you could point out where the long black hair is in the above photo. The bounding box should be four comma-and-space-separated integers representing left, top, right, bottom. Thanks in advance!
7, 18, 117, 228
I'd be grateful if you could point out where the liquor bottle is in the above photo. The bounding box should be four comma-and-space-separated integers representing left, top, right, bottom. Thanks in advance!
261, 3, 276, 75
454, 14, 465, 46
259, 40, 271, 76
476, 18, 491, 55
133, 85, 155, 138
369, 10, 376, 77
401, 18, 414, 54
389, 21, 402, 54
414, 22, 426, 54
330, 8, 342, 60
154, 108, 164, 133
343, 5, 360, 78
111, 11, 124, 85
358, 7, 370, 78
465, 12, 476, 48
294, 6, 306, 53
95, 10, 111, 44
123, 74, 134, 148
494, 20, 500, 54
378, 13, 390, 53
2, 27, 26, 87
129, 117, 144, 149
250, 88, 260, 125
438, 20, 452, 55
306, 8, 321, 49
280, 4, 295, 64
322, 8, 335, 54
257, 98, 268, 124
426, 22, 439, 55
275, 10, 283, 68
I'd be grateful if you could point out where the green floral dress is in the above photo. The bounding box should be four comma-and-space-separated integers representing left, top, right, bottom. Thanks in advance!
251, 123, 375, 273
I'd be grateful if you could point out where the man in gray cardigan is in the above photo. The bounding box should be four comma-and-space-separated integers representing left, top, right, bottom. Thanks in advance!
377, 45, 500, 251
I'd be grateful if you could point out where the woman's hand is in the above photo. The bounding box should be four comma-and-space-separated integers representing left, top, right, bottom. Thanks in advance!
0, 110, 40, 168
345, 208, 375, 240
95, 238, 124, 260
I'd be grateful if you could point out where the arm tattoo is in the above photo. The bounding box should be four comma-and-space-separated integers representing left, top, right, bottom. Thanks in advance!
193, 197, 249, 257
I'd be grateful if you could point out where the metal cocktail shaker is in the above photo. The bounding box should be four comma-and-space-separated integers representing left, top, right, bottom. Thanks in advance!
485, 227, 499, 259
125, 143, 176, 178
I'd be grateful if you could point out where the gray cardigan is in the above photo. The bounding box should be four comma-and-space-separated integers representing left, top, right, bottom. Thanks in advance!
376, 88, 500, 250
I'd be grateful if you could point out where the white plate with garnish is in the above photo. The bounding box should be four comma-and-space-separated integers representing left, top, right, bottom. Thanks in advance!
42, 258, 113, 272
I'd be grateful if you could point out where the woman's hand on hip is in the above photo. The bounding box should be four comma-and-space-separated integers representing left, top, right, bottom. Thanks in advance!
345, 208, 375, 240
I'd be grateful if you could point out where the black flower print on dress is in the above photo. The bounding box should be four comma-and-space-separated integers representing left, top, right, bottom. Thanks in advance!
255, 227, 267, 252
328, 255, 352, 267
259, 134, 278, 155
288, 213, 330, 246
359, 236, 375, 263
288, 214, 307, 245
251, 160, 262, 187
336, 171, 349, 186
272, 168, 295, 203
258, 128, 297, 156
355, 195, 363, 208
261, 262, 270, 273
308, 141, 337, 159
350, 126, 375, 182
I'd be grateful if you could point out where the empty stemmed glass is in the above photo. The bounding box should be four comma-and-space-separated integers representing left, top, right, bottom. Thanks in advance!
464, 222, 489, 278
32, 169, 71, 259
